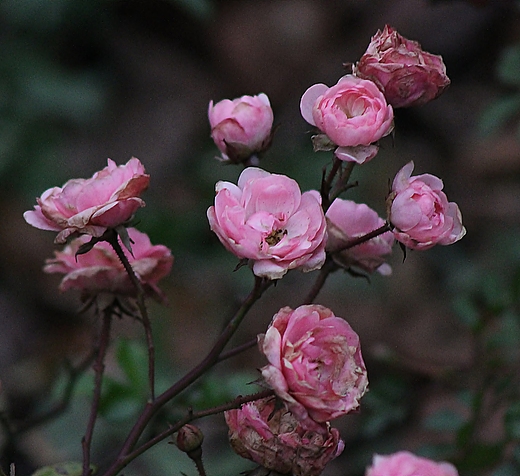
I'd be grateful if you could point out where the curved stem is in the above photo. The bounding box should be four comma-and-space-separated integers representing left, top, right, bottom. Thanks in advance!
82, 308, 112, 476
106, 230, 155, 401
339, 223, 392, 251
102, 276, 272, 476
302, 256, 339, 305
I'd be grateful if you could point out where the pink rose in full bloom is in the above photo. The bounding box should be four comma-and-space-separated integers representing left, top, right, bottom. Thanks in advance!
258, 305, 368, 431
326, 199, 394, 276
207, 167, 327, 280
24, 158, 149, 243
300, 74, 393, 164
225, 397, 344, 476
388, 161, 465, 250
44, 227, 173, 301
354, 25, 451, 108
366, 451, 459, 476
208, 93, 274, 163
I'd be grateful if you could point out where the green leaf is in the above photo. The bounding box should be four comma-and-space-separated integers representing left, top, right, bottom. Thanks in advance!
479, 94, 520, 136
497, 45, 520, 87
458, 443, 503, 470
423, 409, 466, 432
505, 402, 520, 440
116, 338, 148, 390
98, 378, 142, 421
32, 462, 94, 476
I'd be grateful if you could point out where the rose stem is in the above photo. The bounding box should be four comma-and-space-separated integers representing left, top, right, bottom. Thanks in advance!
82, 307, 112, 476
101, 276, 272, 476
106, 229, 156, 401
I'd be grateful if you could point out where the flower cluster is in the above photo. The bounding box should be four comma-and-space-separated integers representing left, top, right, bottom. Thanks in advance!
22, 23, 466, 476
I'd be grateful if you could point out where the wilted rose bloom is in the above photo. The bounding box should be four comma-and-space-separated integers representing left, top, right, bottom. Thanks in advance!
300, 75, 393, 163
208, 93, 274, 163
258, 305, 368, 431
24, 158, 149, 243
366, 451, 459, 476
354, 25, 450, 108
225, 397, 344, 476
388, 161, 465, 250
207, 167, 327, 280
326, 199, 394, 276
44, 227, 173, 301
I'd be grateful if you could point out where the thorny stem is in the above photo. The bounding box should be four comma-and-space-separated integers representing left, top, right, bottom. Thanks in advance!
106, 230, 156, 401
102, 276, 272, 476
302, 256, 339, 305
82, 308, 112, 476
121, 390, 274, 468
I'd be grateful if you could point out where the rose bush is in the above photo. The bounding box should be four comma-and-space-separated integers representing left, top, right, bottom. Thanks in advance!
44, 227, 173, 301
225, 397, 344, 476
24, 158, 149, 243
208, 93, 274, 163
354, 25, 450, 108
207, 167, 327, 280
366, 451, 459, 476
300, 74, 393, 163
326, 199, 394, 275
388, 161, 465, 250
258, 305, 368, 431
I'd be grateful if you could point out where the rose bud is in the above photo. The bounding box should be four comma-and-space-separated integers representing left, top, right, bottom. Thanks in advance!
387, 161, 465, 250
208, 93, 274, 164
366, 451, 459, 476
24, 158, 149, 243
225, 397, 344, 476
326, 199, 394, 276
207, 167, 327, 280
354, 25, 450, 108
258, 305, 368, 431
300, 75, 393, 164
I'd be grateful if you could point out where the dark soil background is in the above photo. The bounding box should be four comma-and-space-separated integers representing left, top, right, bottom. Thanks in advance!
1, 1, 520, 475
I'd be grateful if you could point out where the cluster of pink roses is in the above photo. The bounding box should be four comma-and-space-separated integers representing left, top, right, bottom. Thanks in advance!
21, 23, 465, 476
24, 158, 173, 300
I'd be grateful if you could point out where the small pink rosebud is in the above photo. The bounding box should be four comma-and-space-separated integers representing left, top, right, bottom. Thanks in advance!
207, 167, 327, 280
225, 397, 344, 476
208, 93, 274, 164
24, 158, 149, 243
366, 451, 459, 476
388, 161, 465, 250
354, 25, 451, 108
258, 305, 368, 431
176, 424, 204, 454
300, 74, 393, 163
326, 199, 394, 276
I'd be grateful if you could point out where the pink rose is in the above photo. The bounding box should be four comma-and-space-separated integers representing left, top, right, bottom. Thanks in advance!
44, 227, 173, 301
388, 161, 465, 250
208, 93, 274, 163
326, 199, 394, 275
207, 167, 327, 280
225, 397, 344, 476
300, 75, 393, 163
258, 305, 368, 431
366, 451, 459, 476
24, 158, 149, 243
354, 25, 451, 108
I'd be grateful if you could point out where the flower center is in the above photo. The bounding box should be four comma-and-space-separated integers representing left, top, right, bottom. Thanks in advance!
265, 228, 287, 246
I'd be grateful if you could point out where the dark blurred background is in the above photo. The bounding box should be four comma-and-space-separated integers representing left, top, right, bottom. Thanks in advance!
1, 0, 520, 475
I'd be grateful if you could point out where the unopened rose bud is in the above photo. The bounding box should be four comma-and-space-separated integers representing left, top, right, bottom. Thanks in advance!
354, 25, 450, 108
208, 93, 274, 164
176, 424, 204, 455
